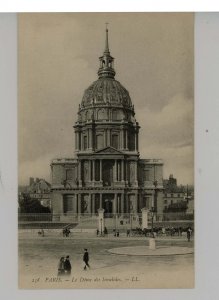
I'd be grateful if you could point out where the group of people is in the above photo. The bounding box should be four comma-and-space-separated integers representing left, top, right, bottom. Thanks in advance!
62, 228, 71, 237
96, 227, 108, 237
57, 255, 72, 276
57, 249, 90, 276
113, 229, 120, 237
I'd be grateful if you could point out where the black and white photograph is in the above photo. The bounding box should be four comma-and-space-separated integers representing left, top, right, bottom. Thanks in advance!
18, 13, 194, 289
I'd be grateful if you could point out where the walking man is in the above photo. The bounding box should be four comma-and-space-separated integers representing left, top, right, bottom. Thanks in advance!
83, 249, 90, 270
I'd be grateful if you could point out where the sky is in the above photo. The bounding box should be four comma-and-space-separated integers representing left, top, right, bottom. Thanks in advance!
18, 13, 194, 186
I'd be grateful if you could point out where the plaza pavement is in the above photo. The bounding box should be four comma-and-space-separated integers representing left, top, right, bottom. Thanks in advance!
18, 231, 194, 289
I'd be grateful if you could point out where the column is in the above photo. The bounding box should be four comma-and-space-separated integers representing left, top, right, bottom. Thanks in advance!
75, 131, 78, 151
126, 161, 129, 184
107, 129, 111, 146
121, 129, 124, 149
73, 194, 77, 213
121, 160, 124, 181
87, 128, 90, 149
117, 161, 120, 181
77, 194, 81, 215
92, 194, 95, 214
92, 160, 95, 182
134, 131, 137, 151
100, 159, 103, 182
88, 160, 91, 182
81, 133, 84, 150
113, 193, 117, 213
90, 128, 93, 150
88, 128, 92, 150
99, 193, 103, 209
88, 194, 91, 214
78, 160, 82, 186
121, 193, 124, 214
104, 130, 107, 147
79, 132, 81, 150
134, 161, 138, 185
125, 130, 128, 150
117, 195, 120, 213
114, 160, 118, 181
136, 132, 139, 151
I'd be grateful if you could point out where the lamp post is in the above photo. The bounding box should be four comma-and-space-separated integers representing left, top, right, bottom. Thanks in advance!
100, 218, 103, 236
149, 180, 157, 250
151, 180, 158, 234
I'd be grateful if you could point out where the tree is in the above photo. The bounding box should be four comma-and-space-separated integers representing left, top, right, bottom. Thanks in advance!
18, 193, 51, 213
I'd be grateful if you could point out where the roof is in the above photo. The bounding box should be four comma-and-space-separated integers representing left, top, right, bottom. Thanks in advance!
81, 78, 133, 109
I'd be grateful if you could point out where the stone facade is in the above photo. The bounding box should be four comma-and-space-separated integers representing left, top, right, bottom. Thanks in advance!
50, 29, 164, 220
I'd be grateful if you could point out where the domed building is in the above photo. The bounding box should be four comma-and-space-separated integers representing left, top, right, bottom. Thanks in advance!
51, 29, 164, 221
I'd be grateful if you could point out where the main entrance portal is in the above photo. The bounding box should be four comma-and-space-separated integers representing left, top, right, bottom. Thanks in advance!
103, 194, 114, 214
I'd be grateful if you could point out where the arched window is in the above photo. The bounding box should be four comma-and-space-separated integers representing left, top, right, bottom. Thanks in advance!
97, 108, 105, 120
85, 110, 89, 121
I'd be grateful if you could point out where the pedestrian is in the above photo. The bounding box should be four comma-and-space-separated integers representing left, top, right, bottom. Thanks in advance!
187, 228, 191, 242
83, 249, 90, 270
104, 226, 108, 236
57, 257, 65, 276
127, 229, 130, 237
64, 255, 72, 275
96, 229, 99, 237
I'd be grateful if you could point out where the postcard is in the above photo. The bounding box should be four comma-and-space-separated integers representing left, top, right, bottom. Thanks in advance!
18, 13, 194, 289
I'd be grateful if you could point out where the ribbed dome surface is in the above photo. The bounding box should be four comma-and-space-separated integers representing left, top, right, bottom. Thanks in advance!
81, 78, 133, 109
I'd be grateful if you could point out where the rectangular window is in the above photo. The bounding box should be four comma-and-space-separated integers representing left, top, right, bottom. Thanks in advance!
143, 169, 150, 181
143, 196, 150, 208
96, 134, 104, 149
66, 169, 73, 180
112, 134, 119, 149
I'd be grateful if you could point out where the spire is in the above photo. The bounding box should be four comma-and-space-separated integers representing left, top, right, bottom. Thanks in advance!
98, 24, 116, 79
104, 23, 110, 54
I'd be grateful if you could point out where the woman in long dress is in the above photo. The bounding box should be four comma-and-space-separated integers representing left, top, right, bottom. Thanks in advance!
57, 257, 65, 276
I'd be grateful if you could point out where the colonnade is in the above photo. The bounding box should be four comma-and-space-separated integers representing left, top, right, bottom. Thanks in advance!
78, 159, 138, 185
74, 126, 139, 152
63, 192, 136, 215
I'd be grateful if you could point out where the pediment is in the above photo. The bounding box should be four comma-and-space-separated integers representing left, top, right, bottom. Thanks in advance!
94, 147, 124, 154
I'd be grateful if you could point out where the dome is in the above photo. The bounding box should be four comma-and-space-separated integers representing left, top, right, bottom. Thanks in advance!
81, 77, 133, 109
